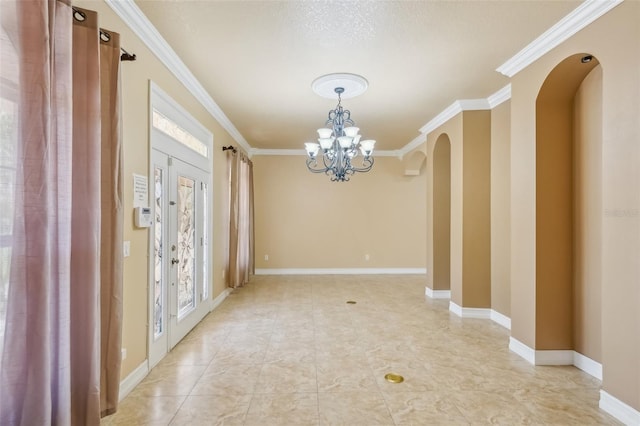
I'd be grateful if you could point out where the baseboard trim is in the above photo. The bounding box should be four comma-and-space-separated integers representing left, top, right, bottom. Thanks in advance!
490, 310, 511, 330
212, 287, 232, 310
425, 287, 451, 299
573, 351, 602, 380
509, 337, 536, 364
119, 360, 149, 402
600, 390, 640, 425
535, 349, 574, 365
119, 288, 231, 402
449, 301, 491, 319
509, 338, 604, 380
509, 338, 574, 366
254, 268, 427, 275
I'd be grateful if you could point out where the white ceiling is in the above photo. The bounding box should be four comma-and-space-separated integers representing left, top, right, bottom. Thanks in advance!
134, 0, 582, 152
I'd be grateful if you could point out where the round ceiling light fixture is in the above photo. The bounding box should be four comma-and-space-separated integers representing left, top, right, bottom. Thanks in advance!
311, 73, 369, 99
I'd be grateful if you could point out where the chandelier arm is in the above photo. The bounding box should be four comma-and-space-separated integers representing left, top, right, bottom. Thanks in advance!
306, 160, 331, 174
347, 156, 375, 173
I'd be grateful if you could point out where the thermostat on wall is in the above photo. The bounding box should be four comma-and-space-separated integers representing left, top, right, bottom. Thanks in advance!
134, 207, 152, 228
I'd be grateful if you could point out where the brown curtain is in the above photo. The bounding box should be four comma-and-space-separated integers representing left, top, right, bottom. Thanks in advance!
228, 151, 254, 288
71, 8, 102, 424
98, 23, 123, 418
0, 2, 123, 424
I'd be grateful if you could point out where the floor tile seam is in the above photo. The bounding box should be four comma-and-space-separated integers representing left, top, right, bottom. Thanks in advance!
310, 280, 322, 426
165, 394, 189, 426
345, 278, 399, 426
449, 391, 537, 424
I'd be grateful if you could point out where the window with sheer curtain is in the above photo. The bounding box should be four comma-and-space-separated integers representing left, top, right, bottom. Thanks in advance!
0, 1, 124, 424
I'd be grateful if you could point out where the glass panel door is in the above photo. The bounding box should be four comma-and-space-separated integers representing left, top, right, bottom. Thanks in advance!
168, 157, 210, 348
150, 151, 212, 364
149, 150, 169, 368
176, 174, 196, 318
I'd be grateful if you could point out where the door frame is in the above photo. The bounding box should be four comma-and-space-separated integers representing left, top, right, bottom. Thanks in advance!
147, 81, 213, 368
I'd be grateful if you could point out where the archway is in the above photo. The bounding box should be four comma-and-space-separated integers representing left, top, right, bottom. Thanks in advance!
535, 53, 602, 365
433, 133, 451, 293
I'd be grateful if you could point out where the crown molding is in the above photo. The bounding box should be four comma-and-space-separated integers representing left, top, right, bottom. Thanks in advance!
418, 98, 490, 135
398, 133, 428, 158
104, 0, 252, 154
250, 149, 305, 156
458, 99, 492, 111
496, 0, 623, 77
255, 268, 427, 275
250, 148, 401, 158
487, 84, 511, 108
418, 101, 462, 135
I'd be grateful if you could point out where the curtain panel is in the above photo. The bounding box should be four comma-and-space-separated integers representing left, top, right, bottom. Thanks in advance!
227, 151, 254, 289
0, 1, 124, 424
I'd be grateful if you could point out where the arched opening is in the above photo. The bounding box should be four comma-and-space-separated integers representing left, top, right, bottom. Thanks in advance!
433, 134, 451, 292
535, 53, 602, 364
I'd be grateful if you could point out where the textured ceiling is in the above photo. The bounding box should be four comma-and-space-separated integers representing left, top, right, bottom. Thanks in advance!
135, 0, 581, 151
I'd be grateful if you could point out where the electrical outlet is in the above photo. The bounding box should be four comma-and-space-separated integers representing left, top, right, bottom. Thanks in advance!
264, 254, 269, 261
365, 254, 370, 261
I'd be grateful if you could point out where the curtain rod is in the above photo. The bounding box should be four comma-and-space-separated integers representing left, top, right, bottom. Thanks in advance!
72, 7, 136, 62
222, 145, 237, 153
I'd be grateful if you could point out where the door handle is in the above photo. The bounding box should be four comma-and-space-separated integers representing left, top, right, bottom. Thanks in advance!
171, 258, 179, 265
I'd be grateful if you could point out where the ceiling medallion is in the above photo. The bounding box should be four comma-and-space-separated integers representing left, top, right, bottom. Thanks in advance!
311, 73, 369, 99
304, 73, 376, 182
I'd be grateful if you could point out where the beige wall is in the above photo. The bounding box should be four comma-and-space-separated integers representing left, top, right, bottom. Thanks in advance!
490, 101, 511, 316
535, 94, 574, 350
510, 1, 640, 409
573, 65, 602, 362
461, 111, 491, 308
426, 114, 463, 300
425, 111, 491, 308
253, 155, 426, 269
76, 1, 237, 379
433, 135, 451, 291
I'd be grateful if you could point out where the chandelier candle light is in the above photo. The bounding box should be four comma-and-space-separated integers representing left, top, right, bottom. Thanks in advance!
305, 73, 375, 182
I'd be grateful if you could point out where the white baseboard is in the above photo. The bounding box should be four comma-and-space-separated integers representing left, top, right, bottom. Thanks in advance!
425, 287, 451, 299
449, 301, 491, 319
211, 287, 232, 310
119, 360, 148, 402
535, 349, 574, 365
490, 310, 511, 330
509, 337, 536, 364
600, 390, 640, 425
573, 351, 602, 380
449, 301, 463, 317
255, 268, 427, 275
509, 338, 604, 381
509, 337, 574, 366
118, 288, 231, 402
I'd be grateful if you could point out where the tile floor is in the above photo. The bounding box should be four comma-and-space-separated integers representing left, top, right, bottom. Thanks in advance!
102, 275, 620, 425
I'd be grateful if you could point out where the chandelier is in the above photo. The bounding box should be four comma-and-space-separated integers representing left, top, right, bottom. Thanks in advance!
304, 74, 376, 182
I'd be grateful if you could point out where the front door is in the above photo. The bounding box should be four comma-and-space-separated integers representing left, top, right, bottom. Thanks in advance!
149, 149, 211, 368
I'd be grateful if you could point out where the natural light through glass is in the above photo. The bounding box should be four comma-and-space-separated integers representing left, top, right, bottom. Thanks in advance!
152, 109, 208, 157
